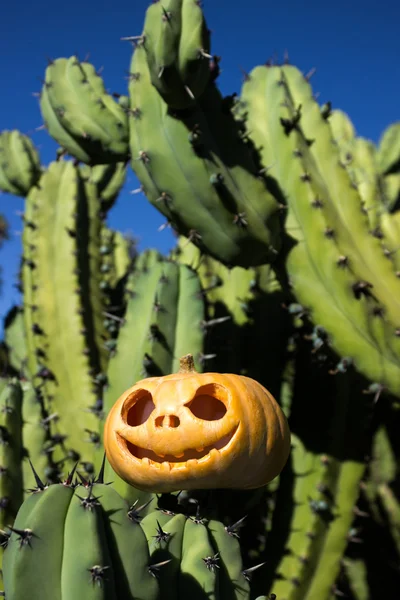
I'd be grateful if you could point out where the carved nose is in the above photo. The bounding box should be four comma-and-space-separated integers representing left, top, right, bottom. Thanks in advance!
155, 415, 180, 428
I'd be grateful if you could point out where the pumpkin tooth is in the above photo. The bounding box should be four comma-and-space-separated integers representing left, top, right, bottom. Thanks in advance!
173, 453, 185, 458
208, 448, 220, 460
161, 461, 172, 471
186, 459, 198, 467
196, 447, 205, 453
142, 457, 151, 465
155, 452, 165, 458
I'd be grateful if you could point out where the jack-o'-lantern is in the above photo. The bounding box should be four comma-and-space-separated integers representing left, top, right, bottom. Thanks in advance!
104, 354, 290, 493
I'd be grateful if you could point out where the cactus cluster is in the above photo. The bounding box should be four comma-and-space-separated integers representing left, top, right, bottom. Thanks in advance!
0, 0, 399, 598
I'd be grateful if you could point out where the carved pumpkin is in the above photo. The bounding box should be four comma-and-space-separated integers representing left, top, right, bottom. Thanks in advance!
104, 355, 290, 493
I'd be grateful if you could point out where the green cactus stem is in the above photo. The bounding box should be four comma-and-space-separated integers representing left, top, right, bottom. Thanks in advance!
39, 57, 129, 164
0, 130, 42, 197
128, 39, 282, 268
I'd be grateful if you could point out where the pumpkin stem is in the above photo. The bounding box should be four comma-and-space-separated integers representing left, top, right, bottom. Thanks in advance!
178, 354, 197, 373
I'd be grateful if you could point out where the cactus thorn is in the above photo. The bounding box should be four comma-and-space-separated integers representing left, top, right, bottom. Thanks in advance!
64, 462, 79, 486
94, 454, 107, 484
242, 562, 266, 581
127, 498, 153, 523
201, 316, 231, 330
362, 382, 385, 404
153, 521, 171, 544
120, 35, 143, 42
148, 559, 172, 578
305, 67, 317, 80
89, 565, 110, 587
76, 486, 101, 510
8, 526, 35, 548
203, 553, 220, 572
199, 352, 217, 365
27, 459, 47, 492
225, 515, 247, 538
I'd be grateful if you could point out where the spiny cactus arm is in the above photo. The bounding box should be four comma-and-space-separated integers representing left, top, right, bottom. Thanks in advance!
178, 516, 219, 599
175, 236, 295, 396
207, 518, 250, 600
240, 64, 400, 397
0, 380, 23, 529
264, 347, 367, 600
339, 137, 383, 232
40, 57, 129, 164
266, 434, 330, 598
342, 559, 369, 600
104, 252, 205, 414
175, 236, 255, 326
79, 162, 127, 213
178, 0, 211, 93
142, 0, 211, 109
40, 83, 93, 163
379, 210, 400, 272
77, 176, 109, 374
303, 461, 365, 600
4, 478, 160, 600
3, 483, 75, 599
61, 486, 119, 599
32, 161, 104, 466
281, 65, 400, 326
4, 306, 27, 376
377, 122, 400, 175
128, 41, 281, 268
145, 512, 187, 598
170, 263, 205, 372
100, 228, 135, 294
112, 230, 135, 283
20, 382, 50, 496
327, 110, 355, 147
0, 131, 41, 197
104, 251, 173, 415
93, 483, 160, 599
376, 483, 400, 557
383, 172, 400, 209
22, 186, 43, 378
98, 228, 117, 295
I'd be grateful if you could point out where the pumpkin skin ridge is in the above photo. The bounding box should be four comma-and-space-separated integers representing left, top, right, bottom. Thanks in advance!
238, 376, 291, 488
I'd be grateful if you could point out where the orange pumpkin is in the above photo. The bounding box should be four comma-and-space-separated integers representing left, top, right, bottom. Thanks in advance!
104, 354, 291, 493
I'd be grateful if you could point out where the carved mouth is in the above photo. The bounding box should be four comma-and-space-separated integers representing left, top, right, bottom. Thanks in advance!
117, 426, 238, 469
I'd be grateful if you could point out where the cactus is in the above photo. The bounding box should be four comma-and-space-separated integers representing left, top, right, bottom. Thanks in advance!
2, 471, 160, 599
21, 160, 109, 473
377, 122, 400, 175
1, 5, 400, 599
128, 39, 282, 268
79, 162, 127, 213
0, 130, 42, 197
142, 0, 211, 109
4, 306, 27, 376
0, 380, 24, 537
238, 63, 400, 398
173, 236, 292, 398
39, 57, 129, 164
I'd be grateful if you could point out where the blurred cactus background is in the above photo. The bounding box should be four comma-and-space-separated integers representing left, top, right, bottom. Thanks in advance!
0, 1, 399, 599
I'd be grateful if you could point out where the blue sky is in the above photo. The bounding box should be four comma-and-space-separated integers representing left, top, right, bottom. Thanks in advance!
0, 0, 399, 329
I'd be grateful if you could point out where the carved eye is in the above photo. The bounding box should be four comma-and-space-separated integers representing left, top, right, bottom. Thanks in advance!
123, 390, 155, 427
185, 384, 228, 421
